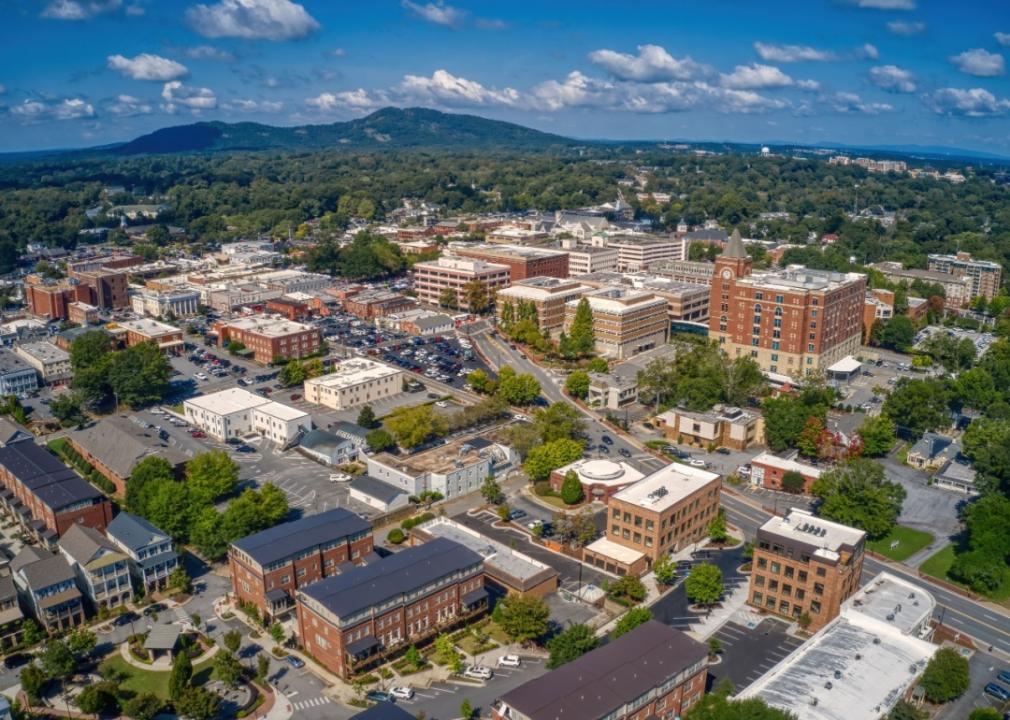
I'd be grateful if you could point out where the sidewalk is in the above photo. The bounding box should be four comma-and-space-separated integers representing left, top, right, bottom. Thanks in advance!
684, 583, 753, 641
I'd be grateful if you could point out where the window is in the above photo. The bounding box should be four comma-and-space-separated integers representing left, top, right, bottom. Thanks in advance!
754, 575, 765, 587
810, 600, 822, 614
752, 591, 764, 605
775, 295, 784, 304
798, 571, 808, 582
784, 566, 794, 579
807, 343, 815, 352
772, 341, 780, 350
816, 567, 826, 577
768, 580, 779, 591
813, 583, 824, 596
795, 589, 805, 600
770, 562, 781, 574
757, 558, 767, 569
779, 600, 791, 613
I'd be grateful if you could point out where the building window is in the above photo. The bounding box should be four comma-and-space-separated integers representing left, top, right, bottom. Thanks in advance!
754, 575, 765, 587
813, 583, 824, 596
770, 562, 781, 574
757, 558, 767, 569
752, 592, 764, 605
775, 295, 784, 304
810, 601, 822, 614
816, 567, 826, 577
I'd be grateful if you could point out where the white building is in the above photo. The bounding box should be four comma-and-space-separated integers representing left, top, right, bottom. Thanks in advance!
130, 287, 201, 318
184, 388, 311, 444
609, 235, 687, 272
739, 572, 937, 720
304, 359, 404, 410
564, 244, 620, 276
14, 341, 72, 385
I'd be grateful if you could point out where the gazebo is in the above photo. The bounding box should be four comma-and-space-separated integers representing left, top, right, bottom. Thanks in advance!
144, 624, 182, 663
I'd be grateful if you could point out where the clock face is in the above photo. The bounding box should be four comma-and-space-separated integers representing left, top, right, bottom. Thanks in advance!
721, 268, 733, 280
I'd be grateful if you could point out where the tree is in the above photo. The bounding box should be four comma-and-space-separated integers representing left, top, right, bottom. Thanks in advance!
882, 378, 953, 439
127, 455, 175, 513
433, 633, 462, 673
685, 563, 723, 606
553, 508, 598, 547
137, 478, 190, 539
365, 428, 395, 452
586, 357, 609, 373
256, 654, 271, 682
462, 280, 490, 314
40, 639, 75, 679
385, 403, 447, 449
66, 628, 97, 656
223, 629, 242, 653
888, 700, 928, 720
962, 418, 1010, 495
20, 664, 46, 701
684, 693, 797, 720
560, 470, 583, 505
546, 624, 599, 668
279, 359, 307, 387
20, 618, 43, 646
796, 416, 826, 458
190, 506, 227, 560
652, 553, 677, 585
480, 475, 503, 505
762, 394, 827, 452
439, 287, 458, 309
403, 645, 423, 669
919, 647, 969, 703
106, 341, 172, 408
564, 370, 590, 399
77, 682, 119, 715
186, 450, 239, 506
123, 693, 164, 720
531, 403, 587, 444
174, 687, 220, 720
50, 392, 87, 428
857, 415, 896, 457
609, 574, 647, 602
496, 595, 549, 644
708, 510, 729, 544
169, 649, 193, 700
356, 405, 377, 429
566, 299, 595, 357
954, 367, 996, 412
878, 315, 915, 351
270, 622, 285, 644
967, 709, 1003, 720
496, 367, 541, 406
460, 698, 475, 720
212, 650, 243, 686
612, 607, 652, 638
810, 459, 905, 539
523, 438, 585, 482
467, 369, 491, 393
780, 470, 806, 494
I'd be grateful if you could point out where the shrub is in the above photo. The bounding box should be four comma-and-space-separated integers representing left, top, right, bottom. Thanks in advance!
388, 528, 405, 544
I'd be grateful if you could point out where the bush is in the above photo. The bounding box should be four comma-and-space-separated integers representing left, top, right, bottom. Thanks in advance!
387, 528, 405, 544
401, 512, 436, 531
533, 481, 553, 496
919, 647, 969, 703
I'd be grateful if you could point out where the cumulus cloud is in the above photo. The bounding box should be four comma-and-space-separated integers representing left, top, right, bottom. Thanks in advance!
397, 69, 521, 107
223, 98, 283, 112
161, 81, 217, 112
925, 88, 1010, 117
997, 33, 1010, 47
754, 42, 836, 63
858, 44, 879, 60
950, 48, 1005, 77
182, 45, 235, 62
186, 0, 320, 41
530, 72, 620, 111
306, 89, 386, 112
719, 63, 815, 90
401, 1, 464, 28
825, 91, 893, 114
106, 94, 153, 116
107, 53, 189, 81
41, 0, 121, 20
868, 65, 916, 93
588, 44, 711, 82
10, 97, 95, 121
887, 20, 926, 35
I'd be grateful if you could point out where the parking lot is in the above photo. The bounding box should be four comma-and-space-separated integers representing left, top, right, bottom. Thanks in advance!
940, 648, 1010, 720
707, 618, 804, 692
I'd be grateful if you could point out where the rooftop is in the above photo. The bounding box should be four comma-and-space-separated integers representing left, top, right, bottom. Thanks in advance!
751, 452, 822, 479
231, 508, 371, 568
107, 512, 170, 551
450, 242, 565, 260
658, 404, 755, 425
15, 341, 69, 364
739, 265, 866, 293
0, 442, 103, 511
584, 535, 646, 565
70, 415, 196, 479
758, 508, 866, 561
306, 359, 402, 390
349, 475, 408, 505
113, 318, 181, 337
554, 458, 644, 488
222, 315, 316, 337
412, 256, 510, 274
497, 277, 588, 301
612, 461, 720, 512
371, 435, 498, 476
498, 621, 706, 720
58, 523, 122, 567
185, 387, 270, 415
0, 349, 33, 376
571, 286, 667, 315
256, 400, 311, 422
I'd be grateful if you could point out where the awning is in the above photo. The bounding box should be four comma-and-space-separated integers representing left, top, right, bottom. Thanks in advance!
345, 635, 380, 659
461, 587, 489, 607
265, 588, 291, 605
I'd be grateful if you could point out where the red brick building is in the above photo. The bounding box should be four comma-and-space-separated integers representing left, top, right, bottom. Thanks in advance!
296, 538, 487, 679
342, 289, 416, 320
26, 266, 130, 321
214, 315, 322, 364
229, 509, 373, 619
493, 620, 708, 720
266, 297, 311, 321
750, 452, 822, 494
451, 243, 569, 281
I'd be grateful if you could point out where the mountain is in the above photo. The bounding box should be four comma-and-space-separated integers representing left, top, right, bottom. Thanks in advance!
112, 107, 575, 155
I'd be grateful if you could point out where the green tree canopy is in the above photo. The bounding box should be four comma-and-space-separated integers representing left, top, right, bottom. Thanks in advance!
685, 563, 723, 606
385, 403, 447, 449
185, 450, 239, 506
495, 595, 550, 644
882, 378, 953, 439
564, 370, 590, 399
810, 459, 905, 539
560, 470, 583, 505
612, 607, 652, 638
546, 624, 599, 668
523, 438, 585, 482
857, 415, 896, 457
919, 647, 969, 703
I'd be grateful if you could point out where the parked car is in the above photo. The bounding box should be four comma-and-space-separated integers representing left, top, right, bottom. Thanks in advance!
618, 448, 631, 458
390, 687, 414, 701
509, 509, 527, 521
601, 435, 614, 445
194, 372, 207, 381
998, 669, 1010, 685
498, 654, 521, 668
189, 430, 206, 438
687, 458, 707, 468
4, 653, 31, 669
716, 448, 731, 455
435, 401, 448, 408
463, 665, 493, 680
290, 393, 302, 401
329, 473, 351, 482
234, 445, 256, 454
365, 690, 394, 703
984, 683, 1010, 702
285, 655, 305, 669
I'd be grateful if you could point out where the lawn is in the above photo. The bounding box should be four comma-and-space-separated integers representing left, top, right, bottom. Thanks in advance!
866, 525, 934, 562
99, 654, 215, 701
919, 545, 1010, 604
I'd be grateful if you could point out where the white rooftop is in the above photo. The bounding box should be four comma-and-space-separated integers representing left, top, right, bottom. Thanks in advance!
759, 508, 865, 562
185, 387, 270, 415
306, 359, 401, 390
612, 461, 720, 512
570, 286, 667, 315
115, 318, 181, 337
584, 535, 646, 565
497, 280, 589, 302
223, 315, 315, 337
16, 341, 69, 363
752, 452, 822, 479
415, 517, 553, 582
827, 356, 862, 374
740, 572, 937, 720
256, 401, 310, 422
414, 256, 509, 274
555, 458, 645, 488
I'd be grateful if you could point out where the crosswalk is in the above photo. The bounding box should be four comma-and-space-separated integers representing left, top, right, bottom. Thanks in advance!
291, 696, 331, 711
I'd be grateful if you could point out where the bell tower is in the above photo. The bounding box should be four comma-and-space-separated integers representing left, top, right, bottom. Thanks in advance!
709, 229, 752, 340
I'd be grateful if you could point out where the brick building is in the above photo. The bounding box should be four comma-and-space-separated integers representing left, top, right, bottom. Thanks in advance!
214, 315, 322, 364
748, 508, 866, 632
450, 243, 570, 281
265, 297, 311, 321
341, 289, 416, 320
495, 277, 590, 335
229, 508, 373, 619
411, 256, 510, 311
749, 451, 822, 493
710, 230, 866, 376
110, 318, 185, 355
296, 538, 487, 679
655, 405, 763, 451
564, 286, 669, 360
493, 620, 707, 720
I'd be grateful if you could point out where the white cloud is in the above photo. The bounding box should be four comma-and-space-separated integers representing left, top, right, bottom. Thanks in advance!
106, 94, 153, 116
754, 42, 836, 63
825, 91, 893, 114
719, 63, 804, 90
698, 84, 788, 113
397, 69, 521, 107
858, 44, 879, 60
183, 45, 235, 62
868, 65, 916, 93
186, 0, 319, 41
887, 20, 925, 35
950, 48, 1005, 77
530, 72, 619, 111
997, 32, 1010, 47
11, 97, 95, 121
329, 48, 347, 57
223, 98, 284, 112
852, 0, 915, 7
401, 1, 464, 28
161, 81, 217, 112
306, 89, 386, 112
41, 0, 121, 20
588, 44, 711, 82
925, 88, 1010, 117
107, 53, 189, 81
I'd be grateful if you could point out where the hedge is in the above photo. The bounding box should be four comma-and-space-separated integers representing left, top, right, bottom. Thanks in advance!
401, 512, 435, 531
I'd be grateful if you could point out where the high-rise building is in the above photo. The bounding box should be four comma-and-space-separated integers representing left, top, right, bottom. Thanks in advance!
927, 252, 1002, 302
709, 230, 865, 376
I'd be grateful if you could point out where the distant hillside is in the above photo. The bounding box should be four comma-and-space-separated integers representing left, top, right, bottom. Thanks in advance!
112, 107, 575, 155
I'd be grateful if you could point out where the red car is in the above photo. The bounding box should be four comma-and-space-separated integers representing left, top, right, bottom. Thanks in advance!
190, 430, 206, 438
290, 393, 302, 401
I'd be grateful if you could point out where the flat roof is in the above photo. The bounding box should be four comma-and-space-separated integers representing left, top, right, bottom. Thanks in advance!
185, 387, 269, 415
497, 279, 589, 301
256, 400, 310, 422
371, 435, 494, 476
738, 266, 865, 293
554, 458, 644, 488
751, 452, 822, 479
223, 315, 315, 337
584, 535, 646, 565
827, 356, 862, 374
306, 359, 401, 390
612, 461, 720, 512
231, 508, 371, 567
114, 318, 181, 337
0, 349, 33, 376
758, 508, 865, 561
16, 342, 69, 364
412, 256, 510, 274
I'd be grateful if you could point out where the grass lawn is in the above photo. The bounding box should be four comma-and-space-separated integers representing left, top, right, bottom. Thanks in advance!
99, 654, 215, 701
866, 526, 934, 562
919, 544, 955, 580
534, 494, 572, 509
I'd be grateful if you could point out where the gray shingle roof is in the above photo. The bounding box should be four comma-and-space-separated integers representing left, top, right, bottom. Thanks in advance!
299, 429, 353, 454
231, 508, 371, 567
349, 475, 407, 505
18, 553, 75, 590
69, 416, 192, 479
107, 512, 169, 552
0, 418, 32, 447
0, 349, 33, 377
58, 523, 119, 566
299, 538, 482, 619
0, 442, 103, 511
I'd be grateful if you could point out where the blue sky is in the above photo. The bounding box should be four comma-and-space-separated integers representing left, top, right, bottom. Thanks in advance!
2, 0, 1010, 153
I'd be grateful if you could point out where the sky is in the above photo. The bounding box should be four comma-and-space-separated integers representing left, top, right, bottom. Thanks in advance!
2, 0, 1010, 154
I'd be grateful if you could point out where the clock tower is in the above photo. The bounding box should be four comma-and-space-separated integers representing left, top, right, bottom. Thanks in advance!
709, 229, 752, 340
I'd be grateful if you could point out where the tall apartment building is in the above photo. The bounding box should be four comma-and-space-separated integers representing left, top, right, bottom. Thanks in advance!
412, 256, 510, 311
870, 262, 973, 308
927, 252, 1002, 302
229, 508, 373, 619
495, 277, 590, 335
564, 287, 669, 360
709, 230, 866, 376
304, 359, 404, 410
296, 538, 487, 679
493, 621, 707, 720
583, 462, 721, 576
609, 234, 688, 272
67, 268, 130, 310
450, 243, 569, 281
213, 315, 322, 364
748, 508, 866, 632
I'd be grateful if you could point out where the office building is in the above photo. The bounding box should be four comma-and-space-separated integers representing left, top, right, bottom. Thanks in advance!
184, 388, 311, 444
655, 259, 716, 286
304, 359, 404, 411
748, 508, 866, 632
586, 372, 639, 410
109, 318, 185, 355
749, 452, 822, 494
609, 234, 688, 272
577, 272, 710, 325
106, 512, 179, 592
927, 252, 1002, 302
58, 523, 133, 611
493, 621, 707, 720
496, 277, 590, 335
11, 547, 85, 632
584, 462, 721, 576
214, 315, 322, 364
411, 256, 510, 311
565, 244, 620, 276
710, 231, 866, 376
870, 262, 973, 309
230, 508, 373, 619
450, 243, 569, 281
655, 405, 763, 451
296, 538, 487, 679
14, 341, 72, 386
0, 350, 39, 398
564, 287, 669, 360
548, 458, 644, 504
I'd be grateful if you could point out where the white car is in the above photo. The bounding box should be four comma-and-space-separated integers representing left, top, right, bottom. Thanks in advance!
687, 458, 707, 468
737, 466, 751, 477
498, 654, 521, 668
463, 665, 493, 680
435, 401, 448, 408
390, 687, 414, 701
195, 372, 208, 381
329, 473, 351, 482
513, 414, 528, 422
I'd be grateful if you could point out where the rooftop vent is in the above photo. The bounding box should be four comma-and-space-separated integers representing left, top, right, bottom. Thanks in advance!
833, 670, 842, 680
824, 682, 833, 690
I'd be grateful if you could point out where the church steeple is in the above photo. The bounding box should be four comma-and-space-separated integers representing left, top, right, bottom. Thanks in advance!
725, 228, 746, 259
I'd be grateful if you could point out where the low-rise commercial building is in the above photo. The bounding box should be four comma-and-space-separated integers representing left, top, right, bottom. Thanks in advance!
748, 508, 866, 632
58, 523, 133, 611
412, 256, 510, 311
14, 341, 72, 386
576, 272, 710, 325
342, 289, 416, 320
214, 315, 322, 364
11, 547, 85, 632
110, 318, 185, 355
184, 388, 311, 444
450, 243, 569, 281
130, 287, 201, 318
298, 429, 358, 467
495, 277, 590, 335
587, 371, 638, 410
348, 475, 410, 513
871, 262, 973, 308
304, 359, 404, 411
749, 452, 821, 493
548, 458, 644, 504
296, 538, 487, 679
493, 620, 707, 720
106, 512, 179, 592
564, 287, 669, 360
655, 405, 763, 451
0, 350, 39, 398
230, 508, 373, 619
